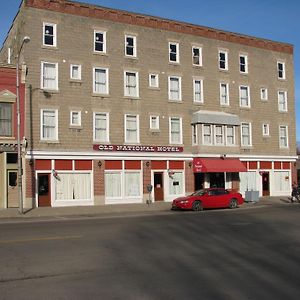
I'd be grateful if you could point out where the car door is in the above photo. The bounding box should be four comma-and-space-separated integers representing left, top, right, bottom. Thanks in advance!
201, 189, 218, 208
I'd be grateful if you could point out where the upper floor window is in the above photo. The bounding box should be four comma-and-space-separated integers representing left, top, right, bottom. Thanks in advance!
169, 42, 179, 63
226, 126, 235, 146
277, 61, 285, 79
239, 54, 248, 73
215, 125, 224, 145
94, 112, 109, 142
192, 125, 198, 145
169, 117, 182, 144
150, 115, 159, 130
239, 85, 250, 108
262, 123, 270, 136
70, 64, 81, 80
124, 71, 139, 98
125, 114, 139, 143
168, 76, 181, 101
70, 111, 81, 127
220, 82, 229, 106
41, 61, 58, 90
125, 35, 137, 57
93, 68, 109, 95
41, 109, 58, 141
260, 87, 268, 101
43, 22, 56, 47
0, 103, 12, 137
219, 50, 228, 70
94, 30, 106, 53
203, 124, 212, 145
202, 124, 235, 146
241, 122, 252, 147
278, 91, 287, 112
149, 73, 159, 88
192, 46, 202, 66
193, 78, 203, 103
279, 125, 288, 148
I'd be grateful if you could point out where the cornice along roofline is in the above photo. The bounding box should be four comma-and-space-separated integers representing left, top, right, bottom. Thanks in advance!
25, 0, 293, 54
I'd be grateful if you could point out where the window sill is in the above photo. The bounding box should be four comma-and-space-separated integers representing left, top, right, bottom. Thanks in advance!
168, 99, 182, 103
192, 64, 203, 68
40, 140, 60, 144
40, 89, 60, 95
69, 125, 83, 130
239, 72, 249, 76
41, 45, 58, 50
93, 51, 108, 56
219, 68, 229, 72
168, 61, 180, 66
124, 55, 138, 60
193, 101, 204, 105
123, 96, 140, 100
0, 136, 15, 140
92, 93, 110, 98
148, 86, 160, 90
69, 79, 82, 83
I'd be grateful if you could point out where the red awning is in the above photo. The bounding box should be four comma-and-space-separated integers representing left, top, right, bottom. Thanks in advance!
193, 158, 247, 173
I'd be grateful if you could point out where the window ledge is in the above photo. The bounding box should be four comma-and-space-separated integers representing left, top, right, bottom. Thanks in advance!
92, 93, 110, 98
193, 101, 204, 105
41, 45, 58, 50
219, 68, 229, 72
40, 89, 60, 95
93, 51, 108, 56
40, 140, 60, 144
168, 100, 183, 103
69, 79, 82, 83
123, 96, 141, 100
168, 62, 180, 66
148, 86, 160, 90
240, 72, 249, 76
124, 56, 138, 60
69, 126, 83, 130
192, 64, 203, 68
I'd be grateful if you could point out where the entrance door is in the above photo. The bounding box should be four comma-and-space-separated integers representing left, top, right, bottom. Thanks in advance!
194, 173, 204, 190
7, 170, 18, 208
154, 172, 164, 201
210, 173, 225, 188
262, 172, 270, 196
38, 173, 51, 207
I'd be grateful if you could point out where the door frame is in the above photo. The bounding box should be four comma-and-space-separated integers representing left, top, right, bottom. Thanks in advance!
262, 171, 270, 196
36, 171, 52, 207
7, 169, 18, 208
153, 171, 164, 201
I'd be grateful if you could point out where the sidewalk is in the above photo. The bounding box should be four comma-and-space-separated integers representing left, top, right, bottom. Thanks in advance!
0, 196, 291, 220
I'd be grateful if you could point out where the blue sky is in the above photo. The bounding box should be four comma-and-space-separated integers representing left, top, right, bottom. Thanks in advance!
1, 0, 299, 142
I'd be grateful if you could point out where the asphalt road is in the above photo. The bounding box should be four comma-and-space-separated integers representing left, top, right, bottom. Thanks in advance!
0, 205, 300, 300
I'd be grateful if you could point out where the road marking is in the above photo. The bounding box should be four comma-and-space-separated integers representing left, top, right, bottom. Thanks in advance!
0, 235, 82, 244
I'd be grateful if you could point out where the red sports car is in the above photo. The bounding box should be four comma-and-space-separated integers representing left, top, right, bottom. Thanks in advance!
171, 188, 244, 211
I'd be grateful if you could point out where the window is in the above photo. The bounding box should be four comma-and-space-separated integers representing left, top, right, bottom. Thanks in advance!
277, 61, 285, 79
193, 79, 203, 103
105, 172, 122, 199
241, 123, 252, 147
262, 123, 270, 136
168, 76, 181, 101
169, 172, 184, 196
94, 112, 109, 142
94, 30, 106, 53
93, 68, 109, 94
150, 115, 159, 130
239, 54, 248, 73
125, 114, 139, 143
149, 74, 159, 88
41, 62, 58, 90
215, 125, 224, 145
0, 103, 12, 136
278, 91, 287, 112
41, 109, 58, 141
203, 124, 212, 145
7, 48, 11, 64
43, 22, 56, 47
226, 126, 235, 146
70, 64, 81, 80
260, 88, 268, 101
192, 125, 198, 145
192, 46, 202, 66
219, 50, 228, 70
70, 111, 81, 126
220, 83, 229, 105
124, 71, 139, 97
125, 35, 136, 57
279, 125, 288, 148
239, 86, 250, 108
169, 117, 182, 144
125, 171, 141, 197
169, 42, 179, 63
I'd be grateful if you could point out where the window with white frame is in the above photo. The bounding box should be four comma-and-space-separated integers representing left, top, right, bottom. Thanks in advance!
239, 54, 248, 73
241, 122, 252, 147
93, 68, 109, 94
168, 76, 181, 101
41, 109, 58, 141
278, 91, 287, 112
125, 35, 137, 57
239, 85, 250, 108
226, 126, 235, 146
70, 64, 81, 80
70, 111, 81, 126
214, 125, 224, 145
105, 172, 122, 199
125, 114, 139, 143
277, 61, 285, 79
150, 115, 159, 130
124, 171, 141, 197
169, 172, 184, 196
149, 73, 159, 88
0, 102, 12, 137
7, 48, 11, 64
94, 112, 109, 142
41, 62, 58, 90
192, 125, 198, 145
124, 71, 139, 97
262, 123, 270, 136
43, 22, 56, 47
169, 117, 182, 144
169, 42, 179, 63
203, 124, 212, 145
219, 50, 228, 70
279, 125, 288, 148
193, 79, 203, 103
94, 30, 106, 53
220, 82, 229, 105
260, 88, 268, 101
192, 46, 202, 66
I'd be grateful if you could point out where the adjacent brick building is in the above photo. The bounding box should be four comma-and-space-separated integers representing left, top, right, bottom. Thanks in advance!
0, 0, 296, 208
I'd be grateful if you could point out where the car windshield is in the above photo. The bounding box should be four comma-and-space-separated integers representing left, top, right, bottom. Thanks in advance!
190, 190, 206, 196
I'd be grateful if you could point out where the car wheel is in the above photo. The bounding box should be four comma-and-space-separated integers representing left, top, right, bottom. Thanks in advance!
192, 201, 203, 211
229, 198, 238, 209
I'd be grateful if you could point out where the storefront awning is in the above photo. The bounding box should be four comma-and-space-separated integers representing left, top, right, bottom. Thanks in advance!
193, 158, 247, 173
191, 110, 240, 125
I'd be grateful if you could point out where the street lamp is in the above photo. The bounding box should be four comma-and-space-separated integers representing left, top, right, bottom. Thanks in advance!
16, 36, 30, 214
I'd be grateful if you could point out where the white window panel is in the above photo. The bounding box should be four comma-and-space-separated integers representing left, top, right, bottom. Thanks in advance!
192, 125, 198, 145
215, 125, 224, 145
41, 62, 58, 90
260, 88, 268, 101
169, 117, 182, 144
169, 42, 179, 63
203, 124, 212, 145
124, 172, 141, 197
277, 61, 286, 79
149, 73, 159, 88
241, 122, 252, 147
239, 54, 248, 73
279, 125, 288, 148
41, 109, 58, 141
124, 71, 139, 97
226, 126, 235, 146
193, 79, 203, 103
168, 76, 181, 101
150, 115, 159, 130
219, 50, 228, 70
125, 35, 137, 57
70, 111, 81, 126
220, 83, 229, 105
105, 172, 122, 199
94, 112, 109, 142
125, 114, 139, 143
0, 102, 12, 136
278, 91, 287, 112
239, 86, 250, 108
94, 30, 106, 53
169, 172, 184, 196
93, 68, 109, 94
192, 46, 202, 66
43, 22, 56, 47
70, 64, 81, 80
262, 123, 270, 136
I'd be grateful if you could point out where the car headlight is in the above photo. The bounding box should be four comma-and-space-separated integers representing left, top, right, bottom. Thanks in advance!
180, 200, 189, 204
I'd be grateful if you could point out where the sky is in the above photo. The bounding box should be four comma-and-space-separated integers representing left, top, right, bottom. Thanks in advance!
1, 0, 299, 142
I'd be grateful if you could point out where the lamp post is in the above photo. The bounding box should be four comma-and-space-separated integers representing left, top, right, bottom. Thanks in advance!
16, 36, 30, 214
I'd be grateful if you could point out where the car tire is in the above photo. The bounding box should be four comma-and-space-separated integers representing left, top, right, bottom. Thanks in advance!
192, 201, 203, 211
229, 198, 238, 209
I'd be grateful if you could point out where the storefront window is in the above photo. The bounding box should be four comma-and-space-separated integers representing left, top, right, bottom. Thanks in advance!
169, 172, 183, 196
124, 172, 141, 197
105, 172, 122, 198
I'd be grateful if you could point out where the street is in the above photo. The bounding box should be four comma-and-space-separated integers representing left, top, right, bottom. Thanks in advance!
1, 204, 300, 299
